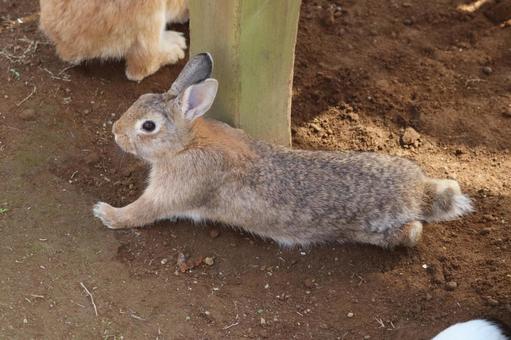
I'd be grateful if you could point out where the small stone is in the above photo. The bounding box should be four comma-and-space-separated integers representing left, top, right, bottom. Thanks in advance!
403, 18, 414, 25
482, 66, 493, 75
320, 7, 336, 26
401, 127, 420, 146
310, 123, 322, 133
260, 317, 266, 326
85, 152, 100, 165
425, 293, 433, 301
479, 228, 491, 236
445, 281, 458, 291
364, 336, 371, 340
160, 258, 168, 265
203, 257, 214, 266
483, 214, 497, 222
428, 266, 445, 284
339, 111, 359, 122
454, 149, 464, 156
304, 278, 315, 289
487, 297, 499, 306
503, 111, 511, 118
347, 312, 354, 318
209, 228, 220, 239
20, 108, 36, 121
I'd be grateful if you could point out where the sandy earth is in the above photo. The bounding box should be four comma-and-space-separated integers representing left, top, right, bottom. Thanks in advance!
1, 0, 510, 339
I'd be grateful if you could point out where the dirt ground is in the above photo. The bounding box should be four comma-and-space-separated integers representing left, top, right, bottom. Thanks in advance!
1, 0, 510, 339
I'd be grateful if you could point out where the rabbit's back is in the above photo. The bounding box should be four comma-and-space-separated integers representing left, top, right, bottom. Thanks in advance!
214, 142, 426, 245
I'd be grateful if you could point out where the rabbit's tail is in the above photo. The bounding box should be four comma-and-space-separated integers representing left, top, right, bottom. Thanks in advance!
423, 178, 473, 223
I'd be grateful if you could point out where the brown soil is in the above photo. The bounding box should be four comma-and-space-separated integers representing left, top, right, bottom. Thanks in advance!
1, 0, 510, 339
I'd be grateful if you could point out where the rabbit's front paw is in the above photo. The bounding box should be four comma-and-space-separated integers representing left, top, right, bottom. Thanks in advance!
93, 202, 124, 229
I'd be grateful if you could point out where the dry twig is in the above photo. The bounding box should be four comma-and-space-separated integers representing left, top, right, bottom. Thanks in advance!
80, 282, 98, 316
16, 85, 36, 106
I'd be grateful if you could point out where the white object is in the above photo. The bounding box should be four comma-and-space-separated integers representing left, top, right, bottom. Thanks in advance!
433, 319, 509, 340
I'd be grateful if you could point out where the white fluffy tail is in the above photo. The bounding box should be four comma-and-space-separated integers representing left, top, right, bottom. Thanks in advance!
424, 179, 473, 222
433, 319, 509, 340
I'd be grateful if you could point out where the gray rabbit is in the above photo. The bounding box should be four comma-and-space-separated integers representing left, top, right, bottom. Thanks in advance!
93, 53, 473, 248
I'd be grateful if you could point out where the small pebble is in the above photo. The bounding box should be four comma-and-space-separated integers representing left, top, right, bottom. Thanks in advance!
84, 152, 101, 165
304, 278, 315, 289
479, 228, 491, 236
160, 258, 168, 265
403, 18, 414, 25
20, 108, 36, 121
426, 293, 433, 301
503, 111, 511, 118
260, 317, 266, 325
203, 257, 214, 266
320, 7, 336, 26
209, 228, 220, 239
445, 281, 458, 291
487, 297, 499, 306
482, 66, 493, 75
483, 214, 497, 222
401, 127, 421, 146
310, 123, 322, 133
347, 312, 354, 318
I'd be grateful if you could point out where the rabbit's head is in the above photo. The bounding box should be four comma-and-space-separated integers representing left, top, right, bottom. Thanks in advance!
112, 53, 218, 162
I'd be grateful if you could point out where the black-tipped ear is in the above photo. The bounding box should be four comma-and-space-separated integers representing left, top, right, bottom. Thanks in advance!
168, 53, 213, 97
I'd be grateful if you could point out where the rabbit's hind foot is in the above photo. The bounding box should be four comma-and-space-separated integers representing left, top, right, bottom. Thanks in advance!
397, 220, 423, 247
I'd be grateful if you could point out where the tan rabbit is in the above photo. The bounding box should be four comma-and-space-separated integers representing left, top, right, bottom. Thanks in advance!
93, 54, 473, 248
39, 0, 188, 81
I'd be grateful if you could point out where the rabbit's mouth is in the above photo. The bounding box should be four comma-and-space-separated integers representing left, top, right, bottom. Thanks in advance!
114, 134, 136, 155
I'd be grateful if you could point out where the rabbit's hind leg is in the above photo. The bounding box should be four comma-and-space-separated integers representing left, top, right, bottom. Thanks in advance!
125, 34, 164, 81
393, 220, 423, 247
345, 220, 423, 248
125, 30, 186, 81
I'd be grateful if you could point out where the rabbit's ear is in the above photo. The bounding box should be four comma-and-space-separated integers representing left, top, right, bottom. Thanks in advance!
179, 79, 218, 121
168, 53, 213, 97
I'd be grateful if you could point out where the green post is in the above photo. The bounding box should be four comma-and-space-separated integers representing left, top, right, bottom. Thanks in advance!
189, 0, 301, 146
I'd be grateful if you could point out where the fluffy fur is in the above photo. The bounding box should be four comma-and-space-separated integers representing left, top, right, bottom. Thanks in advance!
433, 319, 510, 340
93, 54, 473, 248
39, 0, 188, 81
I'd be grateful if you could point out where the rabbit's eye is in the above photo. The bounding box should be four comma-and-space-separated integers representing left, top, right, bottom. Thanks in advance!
142, 120, 156, 132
